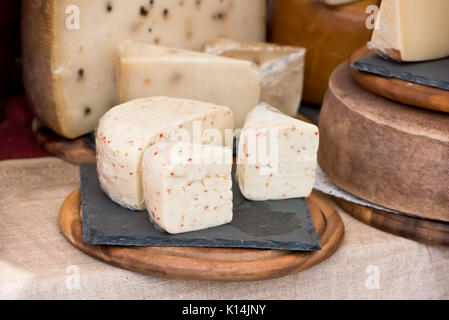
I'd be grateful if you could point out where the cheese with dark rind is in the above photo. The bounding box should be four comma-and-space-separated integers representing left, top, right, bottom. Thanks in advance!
22, 0, 266, 139
268, 0, 379, 104
318, 63, 449, 222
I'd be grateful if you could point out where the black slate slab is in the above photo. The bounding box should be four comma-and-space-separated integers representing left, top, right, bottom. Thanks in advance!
352, 54, 449, 91
80, 164, 321, 251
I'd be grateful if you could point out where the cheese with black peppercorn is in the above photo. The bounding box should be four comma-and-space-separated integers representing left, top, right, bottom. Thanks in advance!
22, 0, 266, 138
96, 96, 235, 210
142, 142, 233, 234
237, 103, 319, 201
118, 41, 261, 128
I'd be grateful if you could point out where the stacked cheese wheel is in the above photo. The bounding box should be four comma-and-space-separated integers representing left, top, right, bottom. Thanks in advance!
319, 0, 449, 222
97, 98, 318, 234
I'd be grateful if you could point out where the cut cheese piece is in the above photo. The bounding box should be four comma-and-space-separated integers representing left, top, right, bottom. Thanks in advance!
118, 41, 261, 128
268, 0, 380, 104
142, 142, 233, 234
204, 38, 305, 117
237, 103, 319, 201
319, 0, 361, 5
369, 0, 449, 61
22, 0, 266, 139
319, 63, 449, 222
96, 97, 234, 210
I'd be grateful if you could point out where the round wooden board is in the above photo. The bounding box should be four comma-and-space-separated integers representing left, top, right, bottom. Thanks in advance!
59, 189, 344, 281
32, 118, 96, 165
350, 46, 449, 114
334, 197, 449, 246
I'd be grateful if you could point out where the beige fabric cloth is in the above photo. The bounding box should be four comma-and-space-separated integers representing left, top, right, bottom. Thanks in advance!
0, 157, 447, 300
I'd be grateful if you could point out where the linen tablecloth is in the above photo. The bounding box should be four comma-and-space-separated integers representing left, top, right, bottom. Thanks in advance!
0, 157, 447, 299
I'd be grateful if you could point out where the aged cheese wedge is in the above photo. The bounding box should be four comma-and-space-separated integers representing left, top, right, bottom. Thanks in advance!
96, 97, 234, 211
369, 0, 449, 61
22, 0, 266, 138
237, 103, 319, 201
142, 142, 233, 234
319, 63, 449, 222
204, 38, 305, 117
118, 41, 261, 128
268, 0, 379, 104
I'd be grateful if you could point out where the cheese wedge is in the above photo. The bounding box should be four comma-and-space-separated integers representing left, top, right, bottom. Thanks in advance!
142, 142, 233, 234
204, 38, 306, 117
369, 0, 449, 61
22, 0, 266, 138
96, 97, 234, 210
118, 41, 261, 128
237, 104, 319, 201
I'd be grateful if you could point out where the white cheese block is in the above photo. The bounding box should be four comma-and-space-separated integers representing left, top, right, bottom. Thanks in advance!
142, 142, 233, 234
204, 38, 305, 117
118, 41, 261, 128
22, 0, 266, 138
96, 96, 234, 210
369, 0, 449, 61
237, 103, 319, 201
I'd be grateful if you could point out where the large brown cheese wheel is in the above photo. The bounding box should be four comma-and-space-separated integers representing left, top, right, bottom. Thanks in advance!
268, 0, 379, 104
318, 63, 449, 222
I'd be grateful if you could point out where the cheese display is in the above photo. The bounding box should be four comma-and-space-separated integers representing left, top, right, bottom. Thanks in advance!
142, 142, 233, 234
204, 38, 306, 117
117, 41, 261, 128
237, 104, 319, 201
369, 0, 449, 62
319, 63, 449, 222
22, 0, 266, 139
96, 97, 234, 211
268, 0, 380, 104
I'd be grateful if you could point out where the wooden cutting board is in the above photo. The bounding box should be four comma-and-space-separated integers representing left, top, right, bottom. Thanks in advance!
335, 198, 449, 246
350, 46, 449, 113
59, 189, 344, 281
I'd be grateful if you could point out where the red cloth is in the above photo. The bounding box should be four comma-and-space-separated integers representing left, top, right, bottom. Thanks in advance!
0, 96, 48, 160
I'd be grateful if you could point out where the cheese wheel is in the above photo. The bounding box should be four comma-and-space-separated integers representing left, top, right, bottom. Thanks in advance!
96, 97, 234, 211
268, 0, 379, 104
318, 63, 449, 222
22, 0, 266, 138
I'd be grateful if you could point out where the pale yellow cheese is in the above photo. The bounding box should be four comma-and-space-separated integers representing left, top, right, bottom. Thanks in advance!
118, 41, 261, 128
22, 0, 266, 138
204, 38, 306, 117
369, 0, 449, 61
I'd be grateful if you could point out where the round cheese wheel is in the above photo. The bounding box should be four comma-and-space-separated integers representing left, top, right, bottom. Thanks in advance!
268, 0, 379, 104
318, 63, 449, 222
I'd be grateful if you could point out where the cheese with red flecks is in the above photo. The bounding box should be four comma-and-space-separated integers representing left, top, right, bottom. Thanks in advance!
96, 96, 234, 210
237, 103, 319, 201
142, 142, 233, 234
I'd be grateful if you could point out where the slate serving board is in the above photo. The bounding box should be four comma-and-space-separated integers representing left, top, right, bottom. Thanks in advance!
80, 164, 321, 251
352, 53, 449, 91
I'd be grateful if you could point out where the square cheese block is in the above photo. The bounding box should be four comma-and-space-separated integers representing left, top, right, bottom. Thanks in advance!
96, 96, 234, 210
369, 0, 449, 61
237, 103, 319, 201
118, 41, 261, 128
142, 142, 233, 234
22, 0, 266, 139
204, 38, 306, 117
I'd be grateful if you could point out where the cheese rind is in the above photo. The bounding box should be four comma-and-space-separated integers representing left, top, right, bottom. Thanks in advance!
268, 0, 379, 104
369, 0, 449, 61
96, 97, 234, 210
204, 38, 305, 117
142, 142, 233, 234
118, 41, 261, 128
237, 104, 319, 201
22, 0, 266, 138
